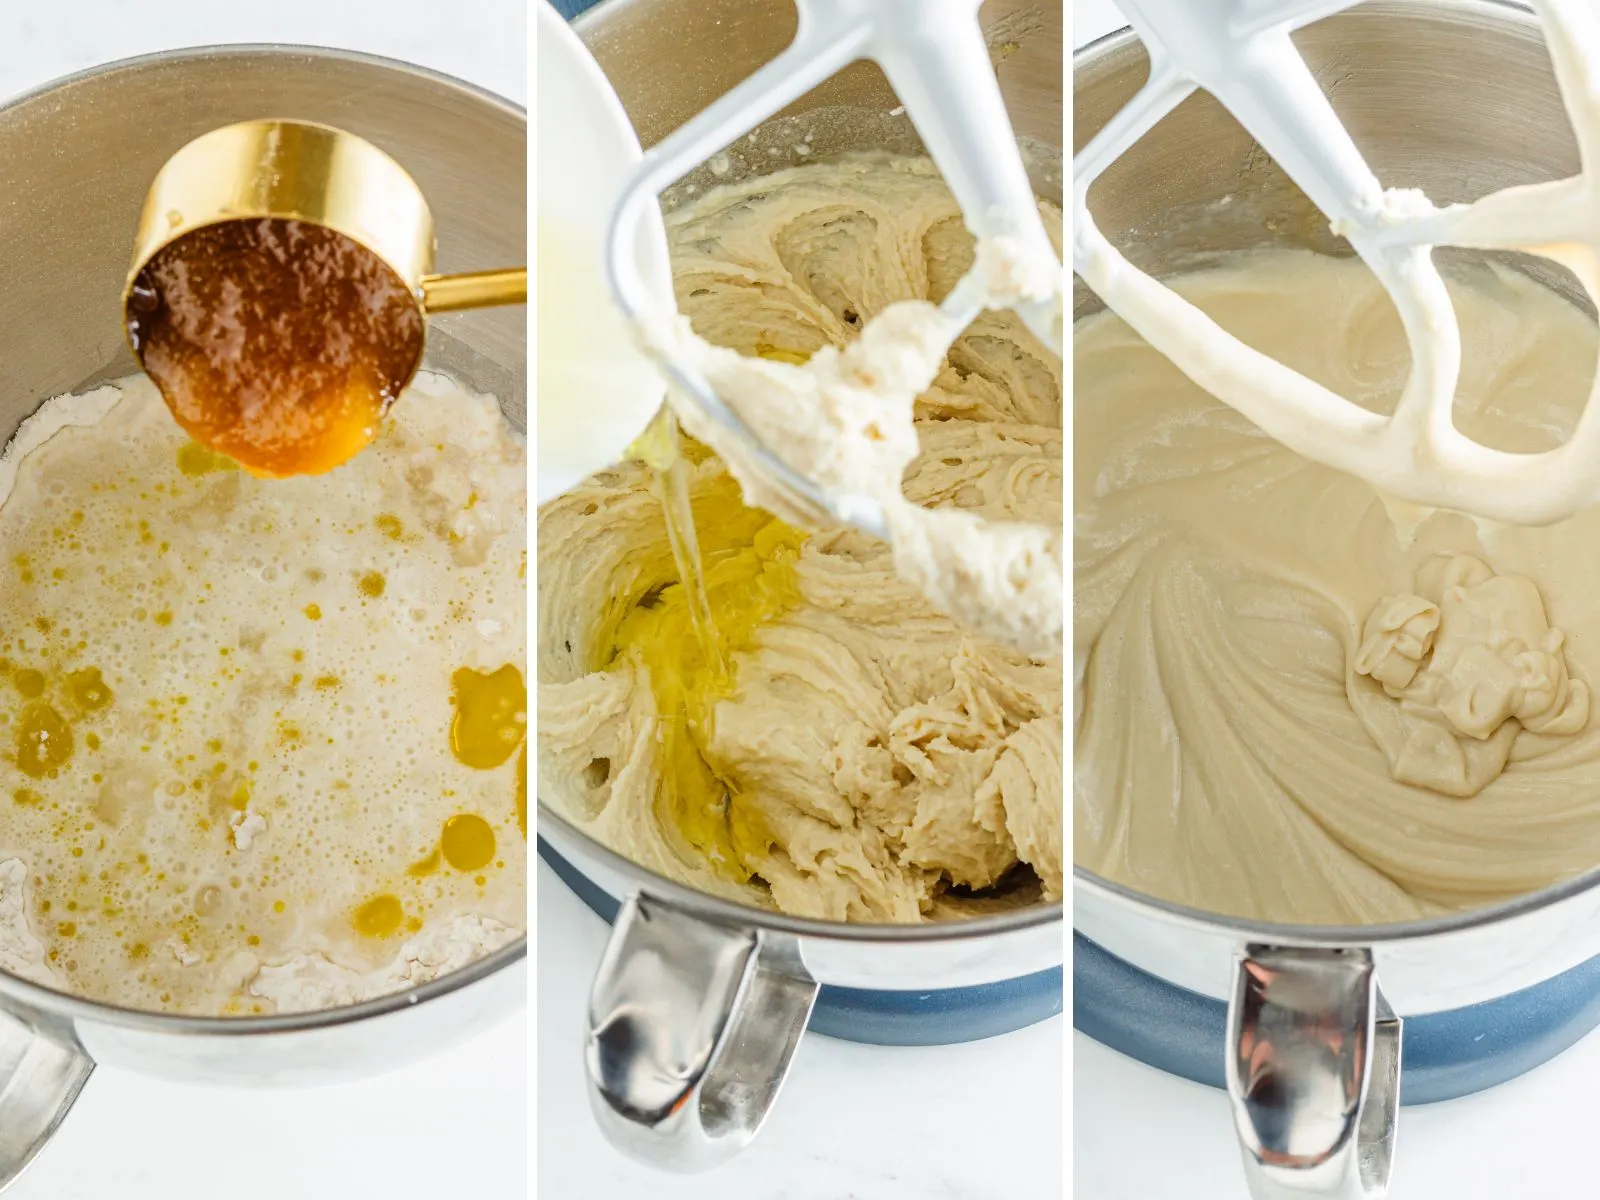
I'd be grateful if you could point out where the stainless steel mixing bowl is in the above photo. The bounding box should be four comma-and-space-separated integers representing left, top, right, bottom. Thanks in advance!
538, 0, 1063, 1172
1076, 3, 1600, 1197
0, 46, 525, 1189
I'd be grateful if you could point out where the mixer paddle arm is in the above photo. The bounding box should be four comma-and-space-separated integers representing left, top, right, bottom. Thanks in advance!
1073, 0, 1600, 526
605, 0, 1062, 537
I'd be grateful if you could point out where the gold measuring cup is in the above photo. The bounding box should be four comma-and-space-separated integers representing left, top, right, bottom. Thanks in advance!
122, 118, 526, 475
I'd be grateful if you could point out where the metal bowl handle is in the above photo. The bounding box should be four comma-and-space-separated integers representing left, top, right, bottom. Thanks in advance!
1227, 945, 1401, 1199
584, 892, 819, 1171
0, 1008, 93, 1191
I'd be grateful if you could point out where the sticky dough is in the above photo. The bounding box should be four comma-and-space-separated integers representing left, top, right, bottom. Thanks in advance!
649, 155, 1064, 658
1075, 250, 1600, 926
539, 157, 1064, 922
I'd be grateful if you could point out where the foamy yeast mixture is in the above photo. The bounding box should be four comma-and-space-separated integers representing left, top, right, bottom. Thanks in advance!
0, 371, 525, 1013
1075, 250, 1600, 926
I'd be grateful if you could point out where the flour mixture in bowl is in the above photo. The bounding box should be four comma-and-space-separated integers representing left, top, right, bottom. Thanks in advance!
539, 156, 1064, 924
0, 370, 525, 1013
1075, 249, 1600, 926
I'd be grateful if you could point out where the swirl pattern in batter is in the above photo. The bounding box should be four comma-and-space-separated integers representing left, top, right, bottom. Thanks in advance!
1076, 249, 1600, 925
539, 157, 1064, 922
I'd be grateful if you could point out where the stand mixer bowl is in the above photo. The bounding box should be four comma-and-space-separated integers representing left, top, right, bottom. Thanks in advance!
1075, 3, 1600, 1196
539, 0, 1063, 1172
0, 45, 525, 1190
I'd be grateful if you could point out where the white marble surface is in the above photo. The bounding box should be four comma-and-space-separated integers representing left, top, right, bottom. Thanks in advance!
1071, 2, 1600, 1197
537, 859, 1065, 1199
0, 3, 525, 1198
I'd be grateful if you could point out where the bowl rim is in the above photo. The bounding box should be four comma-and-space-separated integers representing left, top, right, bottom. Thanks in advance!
0, 42, 528, 1034
1, 39, 525, 121
1070, 0, 1600, 948
539, 808, 1063, 945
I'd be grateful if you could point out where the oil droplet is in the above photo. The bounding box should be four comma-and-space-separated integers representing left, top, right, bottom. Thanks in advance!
313, 674, 341, 690
514, 744, 527, 837
57, 921, 77, 937
754, 343, 813, 365
13, 788, 40, 806
303, 604, 322, 621
407, 847, 441, 878
449, 665, 526, 769
13, 668, 45, 698
17, 703, 72, 778
358, 571, 386, 598
375, 514, 404, 540
176, 442, 239, 476
353, 894, 403, 938
67, 666, 113, 711
441, 814, 496, 872
153, 611, 174, 627
210, 775, 250, 814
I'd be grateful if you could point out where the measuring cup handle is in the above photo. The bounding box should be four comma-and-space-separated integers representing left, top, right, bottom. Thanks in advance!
0, 1006, 94, 1189
1227, 945, 1401, 1200
584, 892, 819, 1172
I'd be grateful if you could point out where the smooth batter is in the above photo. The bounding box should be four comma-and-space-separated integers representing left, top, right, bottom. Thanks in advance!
1076, 249, 1600, 926
539, 157, 1063, 923
0, 371, 525, 1013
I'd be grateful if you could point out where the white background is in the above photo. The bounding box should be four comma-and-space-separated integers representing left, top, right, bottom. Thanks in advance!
0, 3, 526, 1199
1072, 3, 1600, 1198
537, 860, 1065, 1199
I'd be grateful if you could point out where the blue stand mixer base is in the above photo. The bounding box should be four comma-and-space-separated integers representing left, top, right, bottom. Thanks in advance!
538, 838, 1063, 1046
1074, 932, 1600, 1103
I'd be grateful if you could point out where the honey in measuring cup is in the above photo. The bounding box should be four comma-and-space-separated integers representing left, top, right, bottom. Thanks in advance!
125, 218, 424, 478
124, 119, 525, 479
